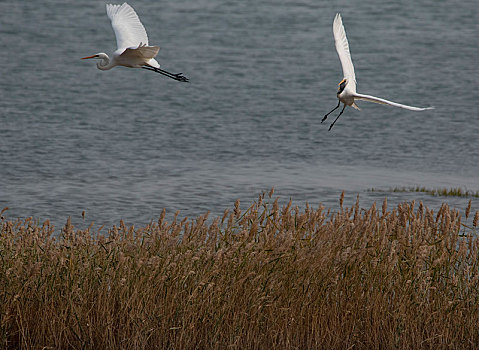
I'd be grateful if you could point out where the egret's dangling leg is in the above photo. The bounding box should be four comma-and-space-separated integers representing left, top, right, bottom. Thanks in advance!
142, 66, 189, 82
322, 100, 340, 123
328, 104, 346, 131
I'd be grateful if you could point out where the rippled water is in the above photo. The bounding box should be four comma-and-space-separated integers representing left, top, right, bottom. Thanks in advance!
1, 0, 478, 229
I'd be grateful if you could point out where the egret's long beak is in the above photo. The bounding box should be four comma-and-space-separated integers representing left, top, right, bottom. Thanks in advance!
338, 79, 346, 86
81, 55, 97, 60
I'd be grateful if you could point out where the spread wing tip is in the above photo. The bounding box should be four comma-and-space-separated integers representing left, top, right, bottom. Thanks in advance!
334, 13, 342, 26
106, 3, 132, 19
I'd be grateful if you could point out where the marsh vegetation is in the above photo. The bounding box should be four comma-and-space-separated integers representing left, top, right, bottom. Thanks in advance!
370, 186, 479, 198
1, 193, 479, 349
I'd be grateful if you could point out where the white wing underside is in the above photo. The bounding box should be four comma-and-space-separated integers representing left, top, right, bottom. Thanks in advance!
121, 45, 159, 60
354, 93, 434, 111
107, 3, 149, 50
333, 13, 356, 92
116, 45, 160, 67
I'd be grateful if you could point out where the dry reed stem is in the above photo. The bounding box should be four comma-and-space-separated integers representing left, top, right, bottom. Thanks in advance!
1, 195, 478, 349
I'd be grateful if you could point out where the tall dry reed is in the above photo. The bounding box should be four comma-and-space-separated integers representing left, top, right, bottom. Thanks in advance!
1, 194, 479, 349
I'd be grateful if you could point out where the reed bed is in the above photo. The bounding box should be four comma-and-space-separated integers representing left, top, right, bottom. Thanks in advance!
1, 193, 479, 349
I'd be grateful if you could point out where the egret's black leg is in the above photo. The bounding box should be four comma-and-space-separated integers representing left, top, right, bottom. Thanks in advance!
142, 66, 171, 78
155, 67, 189, 82
328, 104, 346, 131
142, 66, 189, 82
143, 66, 188, 82
322, 100, 340, 123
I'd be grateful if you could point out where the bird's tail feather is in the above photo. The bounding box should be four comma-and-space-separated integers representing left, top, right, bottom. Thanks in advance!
351, 102, 361, 110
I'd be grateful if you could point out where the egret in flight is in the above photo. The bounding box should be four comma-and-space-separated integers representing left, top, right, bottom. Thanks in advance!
82, 3, 188, 82
322, 13, 433, 130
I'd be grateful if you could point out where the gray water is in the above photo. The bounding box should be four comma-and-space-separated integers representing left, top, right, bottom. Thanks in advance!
1, 0, 478, 230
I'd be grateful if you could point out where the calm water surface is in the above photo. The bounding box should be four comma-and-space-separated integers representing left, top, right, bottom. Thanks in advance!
1, 0, 478, 229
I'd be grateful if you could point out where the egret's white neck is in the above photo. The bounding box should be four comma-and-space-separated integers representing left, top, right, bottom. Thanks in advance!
96, 53, 116, 71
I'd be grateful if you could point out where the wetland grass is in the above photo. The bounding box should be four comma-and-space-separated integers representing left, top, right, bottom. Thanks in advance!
370, 186, 479, 198
1, 194, 479, 349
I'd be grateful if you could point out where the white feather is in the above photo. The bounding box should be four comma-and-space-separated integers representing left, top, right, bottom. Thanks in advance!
353, 93, 434, 111
333, 13, 356, 92
121, 45, 159, 60
106, 3, 149, 50
116, 45, 161, 68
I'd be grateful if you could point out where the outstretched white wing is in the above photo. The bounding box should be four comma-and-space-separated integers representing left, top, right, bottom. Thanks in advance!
354, 93, 434, 111
106, 3, 149, 50
333, 13, 356, 92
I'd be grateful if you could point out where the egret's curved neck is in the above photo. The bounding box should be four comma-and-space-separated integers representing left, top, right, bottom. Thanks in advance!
96, 54, 116, 71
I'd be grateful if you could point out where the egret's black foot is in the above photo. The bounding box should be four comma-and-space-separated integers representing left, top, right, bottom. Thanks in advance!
174, 73, 189, 82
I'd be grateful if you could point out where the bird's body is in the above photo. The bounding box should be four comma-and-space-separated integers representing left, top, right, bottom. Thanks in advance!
322, 13, 433, 130
82, 3, 188, 82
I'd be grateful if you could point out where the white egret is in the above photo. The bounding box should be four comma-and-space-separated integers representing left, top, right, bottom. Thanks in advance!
322, 13, 433, 130
82, 3, 188, 82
